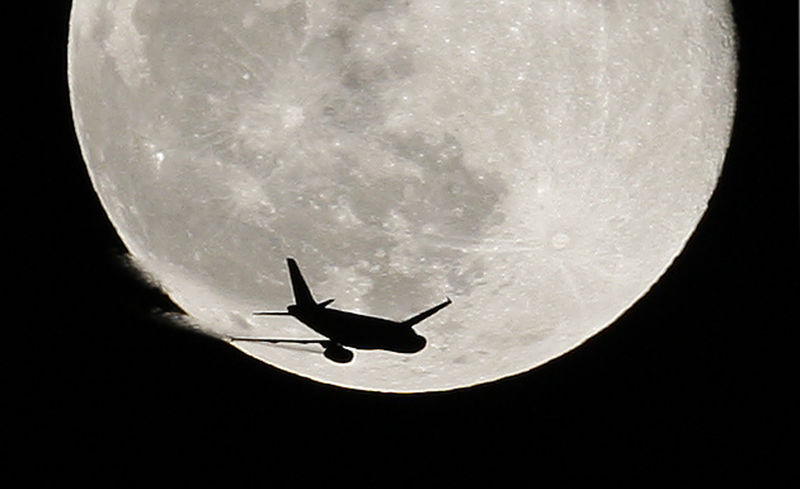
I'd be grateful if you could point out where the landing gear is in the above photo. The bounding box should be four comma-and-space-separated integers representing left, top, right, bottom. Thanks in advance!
322, 342, 354, 363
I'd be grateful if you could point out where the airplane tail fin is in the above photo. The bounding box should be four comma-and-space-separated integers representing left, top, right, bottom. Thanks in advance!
287, 257, 316, 307
401, 297, 452, 328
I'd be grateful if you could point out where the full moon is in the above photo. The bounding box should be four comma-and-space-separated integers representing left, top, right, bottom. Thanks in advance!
68, 0, 736, 392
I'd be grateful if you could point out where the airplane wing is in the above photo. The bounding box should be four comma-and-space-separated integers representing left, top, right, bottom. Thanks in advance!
230, 335, 355, 363
228, 337, 329, 345
400, 297, 452, 328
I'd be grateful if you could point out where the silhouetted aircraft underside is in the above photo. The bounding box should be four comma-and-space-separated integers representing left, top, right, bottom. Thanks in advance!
229, 258, 451, 363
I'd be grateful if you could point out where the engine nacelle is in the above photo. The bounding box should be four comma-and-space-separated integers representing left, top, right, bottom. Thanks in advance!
323, 344, 354, 363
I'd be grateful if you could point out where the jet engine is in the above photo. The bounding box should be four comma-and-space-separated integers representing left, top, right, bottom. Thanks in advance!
323, 343, 354, 363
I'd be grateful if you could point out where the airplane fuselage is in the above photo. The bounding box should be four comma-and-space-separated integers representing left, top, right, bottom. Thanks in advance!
288, 304, 427, 353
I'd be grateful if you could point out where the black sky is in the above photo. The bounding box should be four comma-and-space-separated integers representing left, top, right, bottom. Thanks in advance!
15, 1, 797, 482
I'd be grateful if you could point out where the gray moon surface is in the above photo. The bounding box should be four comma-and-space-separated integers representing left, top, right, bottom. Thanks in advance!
69, 0, 736, 392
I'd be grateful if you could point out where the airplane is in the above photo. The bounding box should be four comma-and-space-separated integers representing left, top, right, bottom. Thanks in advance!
228, 258, 452, 363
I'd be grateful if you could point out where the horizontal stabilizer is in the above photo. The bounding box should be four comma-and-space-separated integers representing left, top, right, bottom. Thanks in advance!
252, 311, 291, 316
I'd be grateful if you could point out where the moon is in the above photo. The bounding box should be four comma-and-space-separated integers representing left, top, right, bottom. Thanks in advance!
68, 0, 736, 392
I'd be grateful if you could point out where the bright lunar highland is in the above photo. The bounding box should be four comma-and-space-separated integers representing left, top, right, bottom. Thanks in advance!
69, 0, 736, 392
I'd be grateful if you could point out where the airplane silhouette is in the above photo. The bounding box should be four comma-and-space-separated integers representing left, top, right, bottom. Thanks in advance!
229, 258, 452, 363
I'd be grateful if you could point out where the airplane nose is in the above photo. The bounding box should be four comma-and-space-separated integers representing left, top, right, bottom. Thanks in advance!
413, 334, 427, 352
